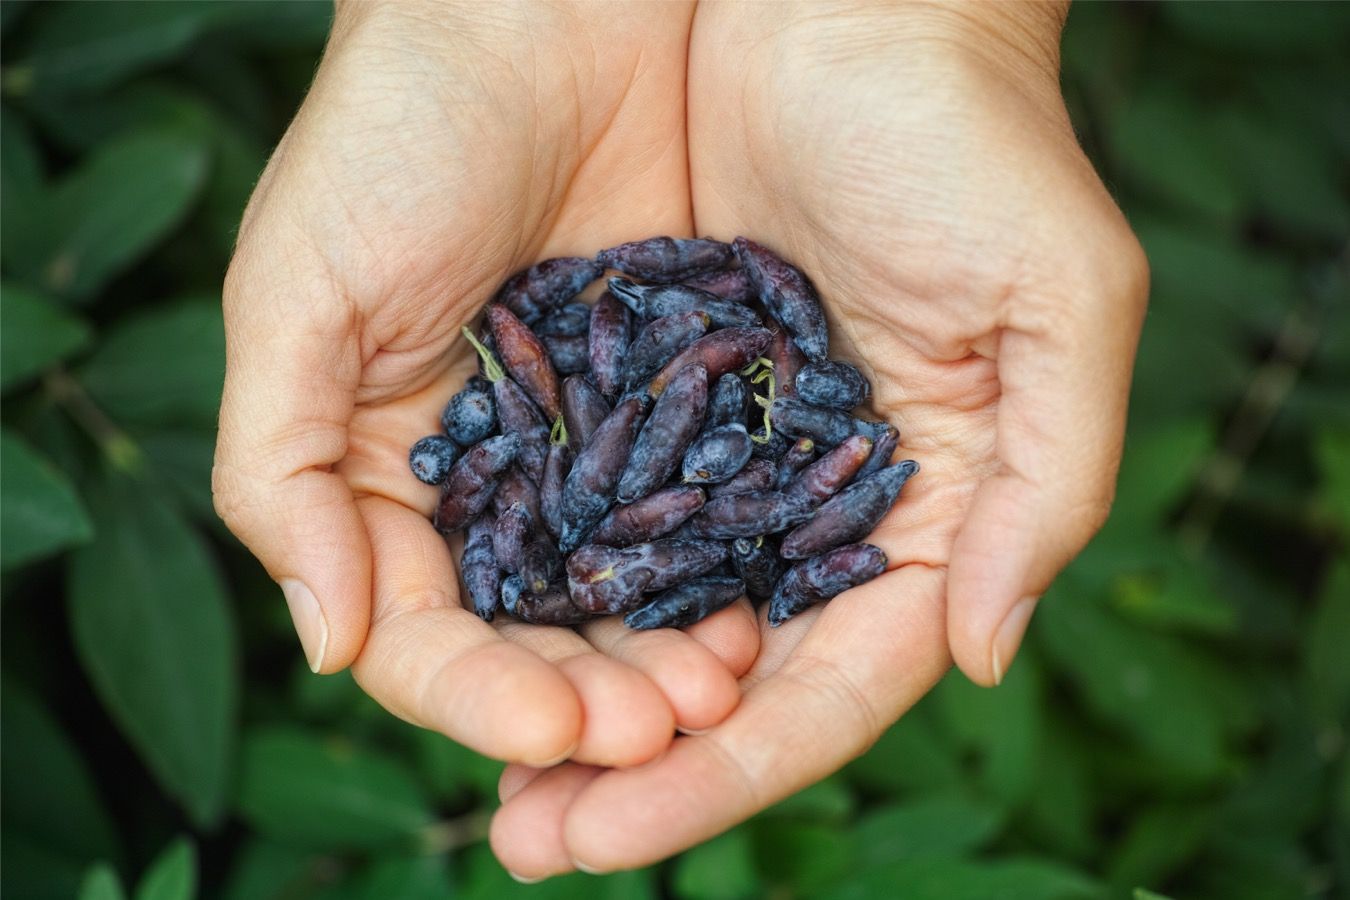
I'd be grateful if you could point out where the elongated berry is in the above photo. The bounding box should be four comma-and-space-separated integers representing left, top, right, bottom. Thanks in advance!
624, 576, 745, 630
647, 327, 772, 397
707, 373, 749, 429
617, 364, 709, 503
433, 434, 521, 533
682, 268, 753, 303
588, 290, 631, 399
559, 395, 647, 552
462, 514, 502, 621
494, 377, 550, 484
441, 380, 496, 445
780, 460, 919, 559
492, 465, 542, 524
768, 543, 888, 626
783, 434, 872, 507
608, 277, 762, 329
767, 328, 806, 397
769, 396, 874, 448
750, 429, 792, 462
542, 334, 589, 375
686, 490, 814, 539
567, 539, 728, 613
410, 434, 460, 484
597, 237, 733, 282
708, 458, 776, 498
796, 360, 870, 409
562, 374, 611, 452
854, 424, 899, 480
620, 310, 710, 391
539, 442, 572, 539
493, 502, 531, 574
732, 236, 828, 361
589, 485, 706, 547
535, 301, 591, 337
682, 423, 753, 484
487, 304, 562, 421
516, 582, 593, 626
501, 574, 525, 616
521, 535, 562, 594
496, 257, 603, 322
774, 438, 816, 489
731, 536, 782, 602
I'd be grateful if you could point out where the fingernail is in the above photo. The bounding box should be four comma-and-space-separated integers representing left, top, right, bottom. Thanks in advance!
281, 579, 329, 673
508, 871, 545, 884
572, 859, 603, 875
991, 596, 1037, 686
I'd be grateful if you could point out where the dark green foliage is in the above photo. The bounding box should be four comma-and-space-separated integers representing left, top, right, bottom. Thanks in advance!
0, 2, 1346, 899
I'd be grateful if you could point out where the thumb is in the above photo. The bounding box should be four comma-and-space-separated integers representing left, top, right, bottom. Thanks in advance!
213, 247, 370, 674
946, 239, 1148, 686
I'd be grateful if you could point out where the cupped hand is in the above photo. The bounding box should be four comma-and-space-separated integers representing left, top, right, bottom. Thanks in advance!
212, 1, 760, 771
490, 1, 1148, 877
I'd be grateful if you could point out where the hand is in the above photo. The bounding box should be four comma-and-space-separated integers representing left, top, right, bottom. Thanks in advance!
489, 1, 1148, 876
212, 1, 760, 772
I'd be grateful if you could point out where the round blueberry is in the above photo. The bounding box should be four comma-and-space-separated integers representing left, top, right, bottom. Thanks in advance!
409, 434, 460, 485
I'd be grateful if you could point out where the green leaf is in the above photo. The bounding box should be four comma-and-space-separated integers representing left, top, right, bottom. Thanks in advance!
345, 855, 454, 900
236, 726, 432, 851
1134, 891, 1176, 900
1, 682, 119, 869
1037, 576, 1251, 782
67, 473, 237, 826
761, 776, 855, 823
1110, 419, 1214, 529
2, 831, 97, 900
1159, 1, 1350, 55
1, 105, 47, 268
79, 865, 127, 900
78, 297, 224, 428
1107, 804, 1212, 893
218, 840, 321, 900
137, 428, 219, 523
672, 829, 760, 900
1108, 88, 1246, 224
933, 652, 1043, 806
844, 703, 962, 794
821, 856, 1102, 900
852, 793, 1003, 867
1, 282, 92, 389
1305, 559, 1350, 722
8, 2, 226, 96
0, 427, 92, 568
751, 820, 853, 895
134, 839, 195, 900
1212, 105, 1350, 243
20, 130, 208, 301
1110, 552, 1239, 637
1016, 714, 1099, 861
1315, 426, 1350, 534
411, 728, 504, 806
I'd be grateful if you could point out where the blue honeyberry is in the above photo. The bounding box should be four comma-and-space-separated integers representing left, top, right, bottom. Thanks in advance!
409, 434, 461, 485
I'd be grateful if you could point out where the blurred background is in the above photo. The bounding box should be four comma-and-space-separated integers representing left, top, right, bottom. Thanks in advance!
1, 2, 1347, 898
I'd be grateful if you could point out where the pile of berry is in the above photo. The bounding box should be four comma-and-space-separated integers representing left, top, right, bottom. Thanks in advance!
409, 237, 918, 629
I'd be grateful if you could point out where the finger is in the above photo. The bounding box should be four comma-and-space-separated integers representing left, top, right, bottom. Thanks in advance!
490, 763, 606, 882
213, 245, 369, 673
579, 615, 743, 734
544, 565, 948, 872
495, 620, 678, 767
947, 243, 1148, 685
680, 596, 762, 678
351, 497, 583, 765
499, 763, 549, 804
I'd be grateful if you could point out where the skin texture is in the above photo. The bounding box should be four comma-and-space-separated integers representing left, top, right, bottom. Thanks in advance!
212, 0, 1147, 880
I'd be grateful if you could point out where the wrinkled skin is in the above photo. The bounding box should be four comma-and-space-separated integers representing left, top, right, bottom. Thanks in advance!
213, 0, 1147, 881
